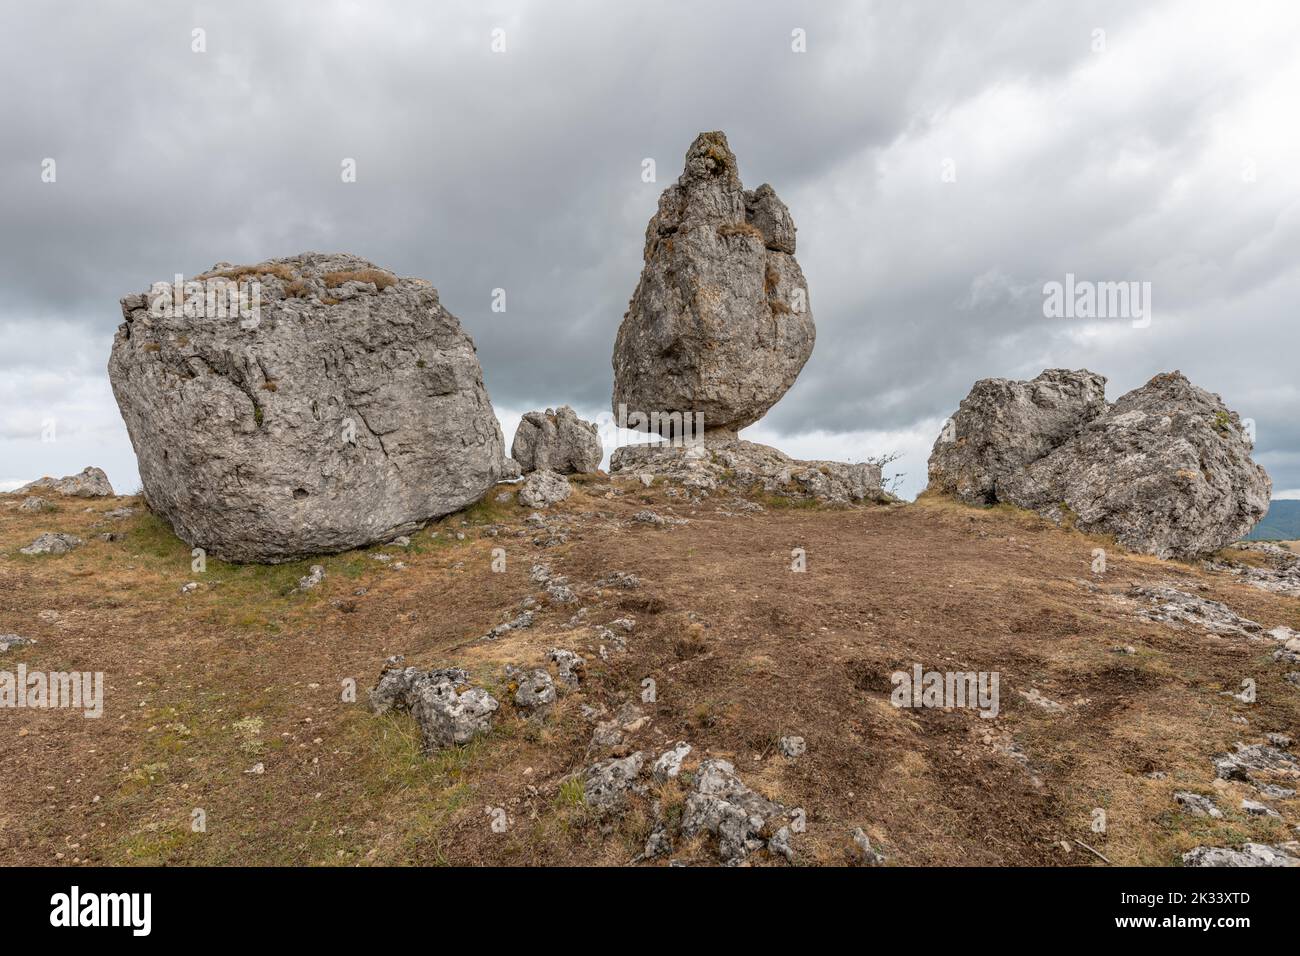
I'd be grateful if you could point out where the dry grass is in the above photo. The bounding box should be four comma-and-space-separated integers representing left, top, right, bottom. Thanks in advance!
718, 222, 764, 242
195, 263, 297, 284
2, 484, 1297, 866
323, 268, 396, 291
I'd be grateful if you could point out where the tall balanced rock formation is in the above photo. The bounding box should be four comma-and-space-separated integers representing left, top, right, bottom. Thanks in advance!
109, 253, 504, 563
928, 370, 1270, 558
612, 131, 815, 437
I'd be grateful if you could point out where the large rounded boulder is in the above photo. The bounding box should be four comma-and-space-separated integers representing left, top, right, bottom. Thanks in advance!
108, 253, 505, 563
611, 132, 815, 437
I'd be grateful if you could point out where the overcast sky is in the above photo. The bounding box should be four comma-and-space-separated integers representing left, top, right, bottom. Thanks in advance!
2, 0, 1297, 501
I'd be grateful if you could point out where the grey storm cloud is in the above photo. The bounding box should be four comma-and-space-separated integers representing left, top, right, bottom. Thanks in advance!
2, 0, 1297, 498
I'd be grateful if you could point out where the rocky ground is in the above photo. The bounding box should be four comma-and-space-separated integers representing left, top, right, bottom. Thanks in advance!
2, 478, 1298, 866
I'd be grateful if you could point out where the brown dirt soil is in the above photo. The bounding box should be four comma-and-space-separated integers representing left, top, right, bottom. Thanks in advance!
1, 480, 1296, 867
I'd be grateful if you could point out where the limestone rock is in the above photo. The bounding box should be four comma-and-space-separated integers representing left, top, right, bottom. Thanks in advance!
511, 406, 602, 474
1000, 373, 1270, 557
1182, 843, 1299, 867
930, 370, 1270, 558
611, 434, 887, 504
927, 369, 1107, 505
518, 470, 571, 509
368, 660, 499, 753
19, 532, 83, 556
108, 253, 504, 564
19, 466, 114, 498
612, 132, 815, 436
680, 758, 793, 865
18, 497, 52, 513
0, 634, 35, 653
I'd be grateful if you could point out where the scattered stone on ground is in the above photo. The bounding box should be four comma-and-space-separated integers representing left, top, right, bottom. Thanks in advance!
1128, 585, 1268, 638
19, 532, 83, 556
678, 758, 795, 866
0, 634, 35, 653
369, 658, 499, 753
295, 565, 325, 592
18, 497, 53, 513
1182, 842, 1300, 867
851, 828, 888, 866
779, 736, 806, 758
1173, 791, 1223, 818
547, 648, 585, 688
518, 470, 572, 509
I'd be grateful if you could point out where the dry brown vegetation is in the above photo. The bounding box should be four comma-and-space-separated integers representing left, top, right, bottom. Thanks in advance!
322, 268, 396, 291
1, 482, 1296, 866
195, 263, 297, 284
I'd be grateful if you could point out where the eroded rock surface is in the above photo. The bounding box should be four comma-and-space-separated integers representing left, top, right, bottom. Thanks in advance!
18, 466, 114, 498
19, 532, 82, 556
511, 406, 602, 474
109, 253, 504, 563
930, 370, 1270, 558
610, 435, 887, 504
927, 369, 1106, 505
369, 659, 499, 753
518, 470, 572, 509
612, 132, 815, 437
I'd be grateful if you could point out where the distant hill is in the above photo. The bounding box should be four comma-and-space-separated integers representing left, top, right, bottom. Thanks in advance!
1245, 499, 1300, 540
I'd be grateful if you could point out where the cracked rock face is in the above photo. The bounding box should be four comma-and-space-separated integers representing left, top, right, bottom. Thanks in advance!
679, 758, 793, 865
518, 470, 572, 509
109, 253, 504, 563
610, 434, 886, 504
369, 662, 499, 753
511, 406, 602, 474
20, 532, 82, 556
612, 132, 815, 436
18, 466, 115, 498
1182, 842, 1299, 867
931, 370, 1270, 558
927, 369, 1107, 505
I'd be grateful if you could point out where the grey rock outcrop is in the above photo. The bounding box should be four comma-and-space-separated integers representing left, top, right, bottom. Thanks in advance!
927, 369, 1107, 505
1182, 843, 1299, 867
610, 434, 888, 504
0, 634, 35, 654
19, 532, 82, 556
930, 370, 1270, 558
511, 406, 602, 474
612, 132, 815, 437
18, 497, 52, 513
518, 470, 572, 509
679, 758, 795, 865
19, 466, 114, 498
368, 660, 499, 753
109, 253, 504, 563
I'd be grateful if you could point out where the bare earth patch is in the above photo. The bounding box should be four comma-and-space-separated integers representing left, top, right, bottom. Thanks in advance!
1, 482, 1296, 866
